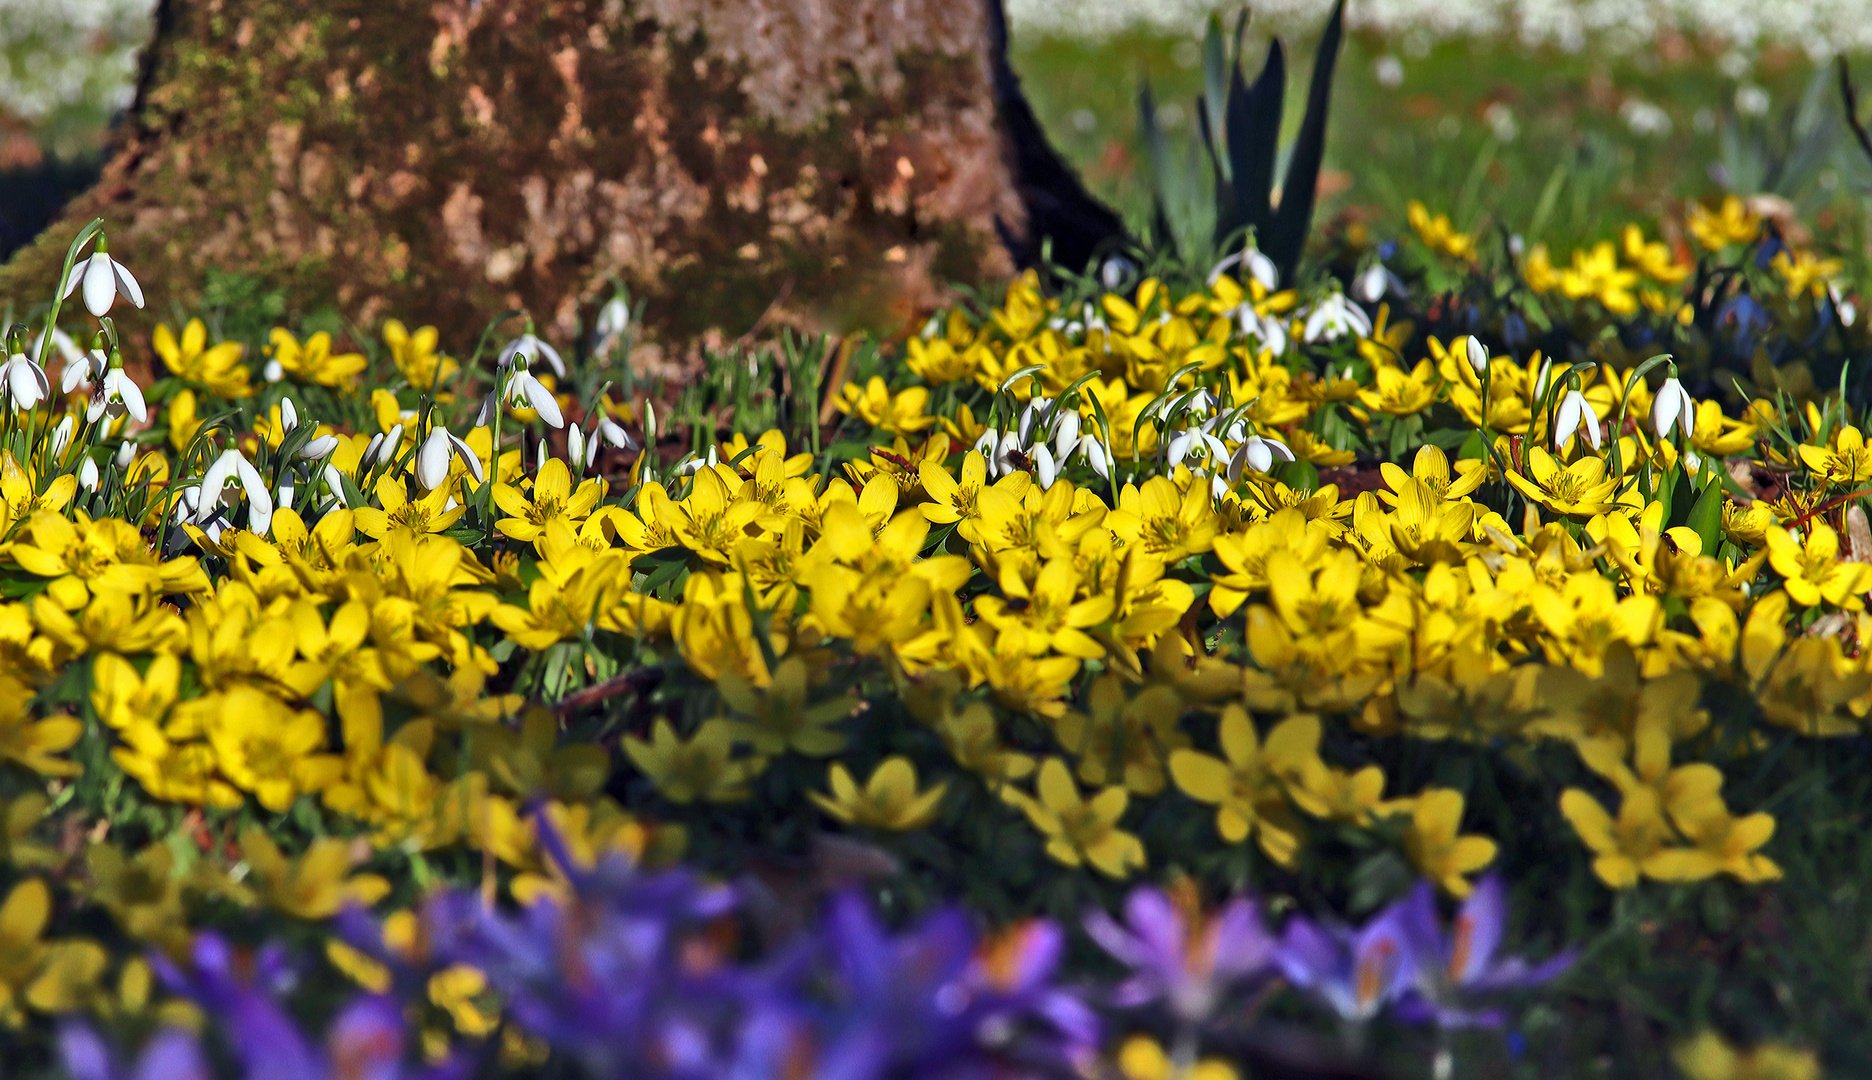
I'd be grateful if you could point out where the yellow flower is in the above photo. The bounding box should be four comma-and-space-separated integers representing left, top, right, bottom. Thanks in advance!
1107, 476, 1219, 564
1356, 358, 1438, 416
383, 319, 459, 391
1530, 574, 1661, 676
1690, 400, 1756, 458
1054, 677, 1187, 796
1674, 1030, 1819, 1080
1771, 249, 1842, 301
1117, 1033, 1239, 1080
153, 318, 253, 397
1408, 201, 1477, 262
491, 458, 604, 543
266, 328, 368, 388
1795, 425, 1872, 486
1687, 195, 1761, 250
1645, 802, 1781, 885
1523, 243, 1562, 293
1402, 788, 1497, 897
354, 475, 466, 540
167, 389, 204, 453
810, 757, 948, 831
429, 964, 500, 1037
0, 878, 106, 1027
239, 827, 391, 921
1008, 757, 1146, 879
1620, 224, 1689, 284
1558, 241, 1640, 315
719, 656, 851, 756
622, 718, 762, 804
1558, 786, 1673, 889
0, 677, 80, 777
1504, 447, 1620, 518
833, 376, 934, 435
90, 652, 180, 731
1167, 706, 1312, 865
975, 558, 1114, 659
1766, 523, 1866, 609
202, 686, 344, 812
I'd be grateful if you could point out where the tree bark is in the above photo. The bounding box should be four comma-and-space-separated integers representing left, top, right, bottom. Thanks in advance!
0, 0, 1023, 379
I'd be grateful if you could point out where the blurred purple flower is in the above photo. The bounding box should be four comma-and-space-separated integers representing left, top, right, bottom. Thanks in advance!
1084, 884, 1274, 1026
58, 1025, 209, 1080
1394, 875, 1575, 1029
1274, 899, 1415, 1024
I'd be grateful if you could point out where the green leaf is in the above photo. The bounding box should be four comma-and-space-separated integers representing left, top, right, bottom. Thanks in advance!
1687, 476, 1724, 556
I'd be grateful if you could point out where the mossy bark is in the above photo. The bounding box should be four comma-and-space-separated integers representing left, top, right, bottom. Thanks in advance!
0, 0, 1021, 378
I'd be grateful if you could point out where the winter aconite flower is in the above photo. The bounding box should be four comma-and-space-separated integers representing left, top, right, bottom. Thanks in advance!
810, 757, 948, 831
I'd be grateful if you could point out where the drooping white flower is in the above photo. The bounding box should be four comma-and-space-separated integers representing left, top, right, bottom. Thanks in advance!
89, 365, 147, 424
415, 425, 484, 490
1207, 247, 1280, 292
567, 425, 587, 473
62, 240, 144, 319
264, 358, 285, 383
497, 333, 566, 378
1033, 443, 1058, 490
595, 297, 631, 341
299, 435, 340, 461
49, 416, 74, 460
597, 415, 638, 451
1300, 291, 1374, 343
78, 456, 99, 492
378, 424, 405, 467
279, 396, 299, 433
476, 366, 565, 429
62, 349, 104, 395
673, 445, 720, 477
1355, 262, 1389, 303
974, 429, 1001, 476
115, 442, 136, 468
1236, 308, 1289, 356
1227, 433, 1296, 483
1651, 376, 1695, 440
1076, 434, 1113, 480
197, 448, 274, 537
1052, 410, 1081, 460
2, 351, 50, 411
1553, 389, 1602, 450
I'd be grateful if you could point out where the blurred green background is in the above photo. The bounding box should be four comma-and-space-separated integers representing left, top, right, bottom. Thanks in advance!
1009, 20, 1872, 269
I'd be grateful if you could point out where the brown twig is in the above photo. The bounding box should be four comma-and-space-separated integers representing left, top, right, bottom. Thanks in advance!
550, 667, 664, 720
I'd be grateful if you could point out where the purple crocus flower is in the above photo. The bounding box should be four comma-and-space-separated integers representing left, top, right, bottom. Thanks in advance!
59, 1025, 209, 1080
1274, 899, 1415, 1024
1084, 884, 1275, 1026
1395, 875, 1576, 1029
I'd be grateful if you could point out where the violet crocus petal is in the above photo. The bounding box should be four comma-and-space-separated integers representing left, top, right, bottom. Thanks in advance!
1449, 874, 1507, 985
1469, 946, 1578, 993
1207, 897, 1276, 982
324, 995, 407, 1072
83, 253, 117, 317
131, 1028, 210, 1080
56, 1023, 117, 1080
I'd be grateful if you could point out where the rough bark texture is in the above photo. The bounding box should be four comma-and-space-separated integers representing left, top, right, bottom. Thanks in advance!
0, 0, 1022, 378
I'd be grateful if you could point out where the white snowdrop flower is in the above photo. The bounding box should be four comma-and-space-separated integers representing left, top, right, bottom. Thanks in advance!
114, 442, 136, 468
415, 425, 483, 489
2, 351, 50, 411
597, 415, 638, 450
78, 456, 99, 492
375, 424, 404, 467
50, 416, 74, 460
1735, 85, 1770, 117
277, 478, 295, 508
498, 333, 566, 377
299, 435, 339, 461
1076, 434, 1113, 479
197, 448, 274, 537
279, 396, 299, 432
1553, 389, 1602, 450
1210, 473, 1231, 501
1033, 443, 1058, 490
674, 446, 720, 477
974, 429, 1001, 477
595, 297, 631, 340
567, 424, 587, 472
1374, 55, 1404, 88
538, 438, 550, 470
62, 348, 103, 394
1166, 429, 1199, 469
644, 401, 657, 445
90, 364, 147, 423
1465, 335, 1488, 375
62, 239, 143, 318
320, 464, 349, 508
1227, 433, 1295, 484
1301, 291, 1374, 343
1355, 262, 1389, 303
1052, 410, 1081, 460
1652, 376, 1696, 439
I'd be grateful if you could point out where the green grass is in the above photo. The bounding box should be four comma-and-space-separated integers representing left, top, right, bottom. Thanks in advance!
1011, 27, 1872, 270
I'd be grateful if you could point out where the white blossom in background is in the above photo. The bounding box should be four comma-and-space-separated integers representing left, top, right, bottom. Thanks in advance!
196, 447, 273, 538
2, 350, 50, 411
1299, 291, 1373, 343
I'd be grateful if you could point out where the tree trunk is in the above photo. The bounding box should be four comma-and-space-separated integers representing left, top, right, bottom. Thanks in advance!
0, 0, 1023, 379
